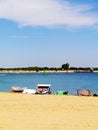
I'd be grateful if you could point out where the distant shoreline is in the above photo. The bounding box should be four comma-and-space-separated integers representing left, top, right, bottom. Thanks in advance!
0, 70, 98, 73
0, 70, 74, 73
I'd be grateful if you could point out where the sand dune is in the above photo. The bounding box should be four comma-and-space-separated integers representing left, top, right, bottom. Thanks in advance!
0, 92, 98, 130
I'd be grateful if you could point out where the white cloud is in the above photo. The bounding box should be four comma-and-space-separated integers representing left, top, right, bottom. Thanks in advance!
0, 0, 98, 28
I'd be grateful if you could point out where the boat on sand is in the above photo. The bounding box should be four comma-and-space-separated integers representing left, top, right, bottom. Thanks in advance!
77, 89, 93, 96
36, 84, 51, 94
10, 86, 26, 93
22, 88, 36, 94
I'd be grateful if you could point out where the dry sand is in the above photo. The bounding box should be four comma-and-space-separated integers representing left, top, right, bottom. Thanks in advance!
0, 92, 98, 130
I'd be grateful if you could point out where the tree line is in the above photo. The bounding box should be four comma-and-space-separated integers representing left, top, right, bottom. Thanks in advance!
0, 63, 98, 72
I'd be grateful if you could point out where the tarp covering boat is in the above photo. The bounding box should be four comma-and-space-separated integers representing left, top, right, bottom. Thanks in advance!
56, 91, 68, 96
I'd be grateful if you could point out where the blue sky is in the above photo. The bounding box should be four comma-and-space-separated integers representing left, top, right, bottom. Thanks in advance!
0, 0, 98, 68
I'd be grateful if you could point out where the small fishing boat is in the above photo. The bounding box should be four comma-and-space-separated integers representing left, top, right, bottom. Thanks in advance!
36, 84, 51, 94
10, 86, 26, 93
77, 89, 93, 96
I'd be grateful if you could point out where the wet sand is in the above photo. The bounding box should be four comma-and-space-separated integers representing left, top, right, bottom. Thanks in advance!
0, 92, 98, 130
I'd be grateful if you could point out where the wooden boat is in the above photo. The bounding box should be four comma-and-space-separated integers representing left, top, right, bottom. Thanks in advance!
36, 84, 51, 94
77, 89, 93, 96
10, 86, 26, 93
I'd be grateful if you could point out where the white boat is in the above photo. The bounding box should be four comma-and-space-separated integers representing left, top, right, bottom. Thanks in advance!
22, 88, 36, 94
10, 86, 26, 93
36, 84, 51, 94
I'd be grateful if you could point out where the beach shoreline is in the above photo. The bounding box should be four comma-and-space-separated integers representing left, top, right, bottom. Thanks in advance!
0, 92, 98, 130
0, 70, 98, 73
0, 70, 74, 73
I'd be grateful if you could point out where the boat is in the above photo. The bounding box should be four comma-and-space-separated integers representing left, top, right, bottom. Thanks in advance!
22, 88, 36, 94
77, 89, 93, 96
36, 84, 51, 94
10, 86, 26, 93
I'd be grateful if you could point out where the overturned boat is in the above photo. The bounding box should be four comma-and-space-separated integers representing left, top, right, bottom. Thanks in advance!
36, 84, 51, 94
10, 86, 26, 93
77, 89, 93, 96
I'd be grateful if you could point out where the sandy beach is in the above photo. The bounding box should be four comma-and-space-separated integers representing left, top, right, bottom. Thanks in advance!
0, 92, 98, 130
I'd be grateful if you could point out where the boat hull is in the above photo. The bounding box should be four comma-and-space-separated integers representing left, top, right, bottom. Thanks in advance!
10, 86, 25, 93
77, 89, 93, 96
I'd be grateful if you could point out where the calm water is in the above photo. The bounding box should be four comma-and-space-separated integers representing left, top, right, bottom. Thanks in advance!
0, 72, 98, 94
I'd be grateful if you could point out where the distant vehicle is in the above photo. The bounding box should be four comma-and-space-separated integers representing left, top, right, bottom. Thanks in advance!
36, 84, 51, 94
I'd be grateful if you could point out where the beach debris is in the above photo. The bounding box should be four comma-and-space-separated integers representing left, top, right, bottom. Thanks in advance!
77, 89, 93, 96
93, 93, 98, 97
56, 91, 68, 96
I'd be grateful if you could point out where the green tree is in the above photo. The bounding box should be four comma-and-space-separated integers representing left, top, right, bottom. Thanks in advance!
61, 63, 69, 70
